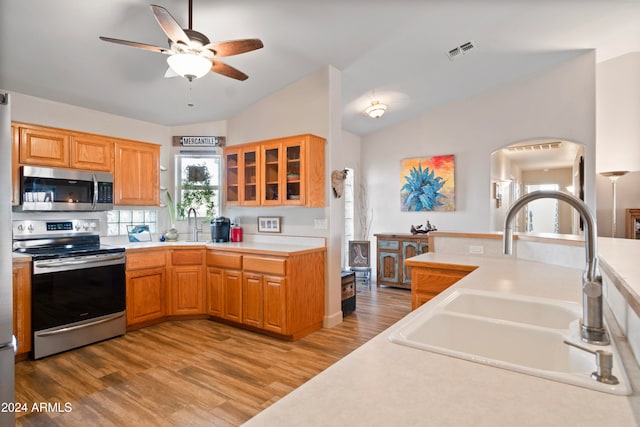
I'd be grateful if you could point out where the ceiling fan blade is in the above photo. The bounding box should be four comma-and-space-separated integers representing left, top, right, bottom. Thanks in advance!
99, 36, 170, 54
211, 61, 249, 81
150, 4, 190, 46
205, 39, 264, 57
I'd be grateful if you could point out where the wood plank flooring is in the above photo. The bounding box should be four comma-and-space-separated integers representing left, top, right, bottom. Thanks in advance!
14, 285, 411, 426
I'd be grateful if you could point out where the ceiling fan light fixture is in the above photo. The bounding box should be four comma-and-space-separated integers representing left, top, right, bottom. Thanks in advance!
167, 53, 211, 81
365, 100, 387, 119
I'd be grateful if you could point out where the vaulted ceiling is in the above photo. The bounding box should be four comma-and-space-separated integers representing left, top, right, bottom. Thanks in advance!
1, 1, 639, 136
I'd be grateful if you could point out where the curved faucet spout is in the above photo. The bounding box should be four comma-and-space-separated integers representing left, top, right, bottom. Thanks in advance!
502, 190, 608, 345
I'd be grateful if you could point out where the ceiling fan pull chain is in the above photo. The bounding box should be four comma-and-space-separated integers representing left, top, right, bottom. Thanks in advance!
187, 80, 194, 107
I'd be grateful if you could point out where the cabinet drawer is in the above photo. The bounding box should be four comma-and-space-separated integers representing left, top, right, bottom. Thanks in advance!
207, 251, 242, 270
126, 249, 167, 270
412, 268, 470, 293
378, 239, 399, 250
243, 256, 286, 275
171, 249, 204, 265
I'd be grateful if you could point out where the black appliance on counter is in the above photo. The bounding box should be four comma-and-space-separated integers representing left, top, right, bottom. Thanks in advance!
12, 219, 126, 359
341, 271, 356, 316
211, 216, 231, 242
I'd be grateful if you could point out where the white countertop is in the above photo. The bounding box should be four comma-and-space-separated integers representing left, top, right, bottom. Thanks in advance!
114, 240, 326, 256
244, 251, 640, 426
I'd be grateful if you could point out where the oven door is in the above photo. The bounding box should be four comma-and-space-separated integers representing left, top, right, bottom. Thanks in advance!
32, 253, 125, 333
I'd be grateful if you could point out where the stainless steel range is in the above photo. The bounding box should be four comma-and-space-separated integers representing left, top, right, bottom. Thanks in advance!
12, 219, 126, 359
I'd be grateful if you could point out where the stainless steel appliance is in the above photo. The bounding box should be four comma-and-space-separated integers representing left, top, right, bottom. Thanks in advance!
17, 165, 114, 211
12, 219, 126, 359
211, 216, 231, 242
1, 93, 16, 426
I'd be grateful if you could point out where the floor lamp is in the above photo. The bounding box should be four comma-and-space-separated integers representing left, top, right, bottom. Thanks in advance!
601, 171, 629, 237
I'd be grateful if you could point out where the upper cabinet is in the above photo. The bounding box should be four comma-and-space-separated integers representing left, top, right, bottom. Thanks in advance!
114, 140, 160, 206
70, 134, 114, 172
225, 144, 261, 206
19, 124, 70, 168
16, 123, 113, 171
11, 122, 160, 207
224, 134, 325, 207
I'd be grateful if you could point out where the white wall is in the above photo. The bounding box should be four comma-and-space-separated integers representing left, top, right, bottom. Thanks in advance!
596, 52, 640, 238
225, 66, 346, 328
362, 52, 596, 273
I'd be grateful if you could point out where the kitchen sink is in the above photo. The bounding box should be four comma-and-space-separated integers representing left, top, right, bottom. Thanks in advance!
389, 289, 631, 395
442, 289, 581, 329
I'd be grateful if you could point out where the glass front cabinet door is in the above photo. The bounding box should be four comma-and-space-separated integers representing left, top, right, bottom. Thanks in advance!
261, 143, 281, 205
242, 147, 260, 206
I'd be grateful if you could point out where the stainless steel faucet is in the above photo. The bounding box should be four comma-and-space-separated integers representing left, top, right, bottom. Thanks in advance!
187, 207, 198, 242
502, 190, 609, 345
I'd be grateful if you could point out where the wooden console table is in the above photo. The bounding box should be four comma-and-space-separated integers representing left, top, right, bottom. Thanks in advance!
375, 233, 429, 289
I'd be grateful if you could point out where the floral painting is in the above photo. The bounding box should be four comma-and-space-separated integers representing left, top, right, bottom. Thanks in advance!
400, 154, 455, 211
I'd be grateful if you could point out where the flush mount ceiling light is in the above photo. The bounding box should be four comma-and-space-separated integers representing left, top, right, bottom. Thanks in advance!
365, 101, 387, 119
167, 53, 212, 81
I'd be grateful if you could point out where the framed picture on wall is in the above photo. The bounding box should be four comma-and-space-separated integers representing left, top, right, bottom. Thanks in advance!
348, 240, 370, 268
257, 216, 281, 233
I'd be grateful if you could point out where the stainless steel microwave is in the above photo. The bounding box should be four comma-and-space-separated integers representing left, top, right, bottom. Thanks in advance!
17, 166, 114, 211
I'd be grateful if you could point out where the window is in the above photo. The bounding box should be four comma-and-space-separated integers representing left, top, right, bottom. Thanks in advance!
343, 168, 355, 268
174, 154, 221, 220
107, 209, 157, 236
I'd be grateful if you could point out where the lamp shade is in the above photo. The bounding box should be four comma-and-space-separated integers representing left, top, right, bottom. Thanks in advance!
167, 54, 211, 80
365, 101, 387, 119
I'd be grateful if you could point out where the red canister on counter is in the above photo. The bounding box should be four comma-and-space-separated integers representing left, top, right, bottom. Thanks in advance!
231, 225, 243, 242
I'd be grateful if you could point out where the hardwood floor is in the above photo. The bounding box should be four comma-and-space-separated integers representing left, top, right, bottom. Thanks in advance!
14, 285, 411, 426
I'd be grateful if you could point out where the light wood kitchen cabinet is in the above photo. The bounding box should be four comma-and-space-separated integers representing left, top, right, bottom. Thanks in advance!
12, 260, 31, 358
126, 249, 167, 328
70, 133, 114, 172
224, 134, 325, 207
168, 249, 205, 315
114, 140, 160, 206
16, 123, 114, 172
242, 272, 264, 327
406, 262, 477, 310
376, 234, 429, 289
207, 248, 323, 339
224, 144, 261, 206
19, 124, 70, 167
206, 251, 243, 322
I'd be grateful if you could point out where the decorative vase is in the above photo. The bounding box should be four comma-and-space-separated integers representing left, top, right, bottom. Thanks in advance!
165, 227, 179, 241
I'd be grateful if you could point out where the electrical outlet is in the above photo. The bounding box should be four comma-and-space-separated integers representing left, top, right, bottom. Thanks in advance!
314, 219, 328, 230
469, 245, 484, 255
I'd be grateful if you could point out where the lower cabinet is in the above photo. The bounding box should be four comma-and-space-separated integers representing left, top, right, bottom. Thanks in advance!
207, 249, 323, 340
126, 249, 167, 327
407, 262, 477, 310
168, 249, 205, 315
125, 246, 324, 340
13, 260, 31, 357
242, 272, 287, 333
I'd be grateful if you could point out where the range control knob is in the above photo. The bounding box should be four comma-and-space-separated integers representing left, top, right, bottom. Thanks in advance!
82, 223, 89, 230
17, 224, 24, 232
75, 224, 81, 231
27, 224, 34, 232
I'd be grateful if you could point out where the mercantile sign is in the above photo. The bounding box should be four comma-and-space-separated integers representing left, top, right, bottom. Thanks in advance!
172, 136, 226, 147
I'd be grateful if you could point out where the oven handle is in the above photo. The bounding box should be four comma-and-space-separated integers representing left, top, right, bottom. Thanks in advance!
36, 312, 125, 337
36, 253, 125, 268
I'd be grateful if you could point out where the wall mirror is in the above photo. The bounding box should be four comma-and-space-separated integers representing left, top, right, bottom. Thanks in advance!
490, 139, 585, 235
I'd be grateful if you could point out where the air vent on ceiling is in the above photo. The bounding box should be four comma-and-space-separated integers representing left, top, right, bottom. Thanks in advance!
506, 142, 562, 152
447, 41, 476, 61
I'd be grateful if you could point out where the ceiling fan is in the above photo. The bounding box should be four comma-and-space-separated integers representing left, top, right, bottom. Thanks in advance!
99, 0, 263, 82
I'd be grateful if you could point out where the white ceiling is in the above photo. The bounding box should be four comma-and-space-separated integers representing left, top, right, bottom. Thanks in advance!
1, 0, 639, 136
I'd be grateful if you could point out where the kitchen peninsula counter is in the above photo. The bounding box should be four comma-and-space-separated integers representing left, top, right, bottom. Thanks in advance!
244, 247, 640, 426
117, 239, 326, 256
